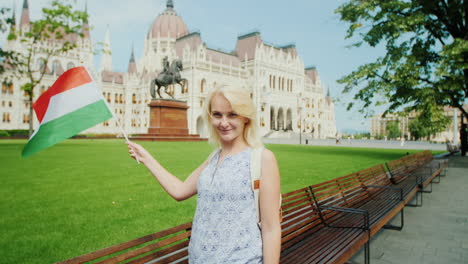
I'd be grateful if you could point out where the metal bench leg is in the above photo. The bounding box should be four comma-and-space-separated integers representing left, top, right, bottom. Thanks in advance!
364, 241, 370, 264
406, 190, 422, 207
383, 208, 404, 231
432, 173, 441, 184
420, 181, 432, 193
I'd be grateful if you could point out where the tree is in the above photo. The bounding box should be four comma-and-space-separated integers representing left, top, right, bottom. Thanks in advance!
336, 0, 468, 125
386, 120, 401, 139
409, 108, 451, 140
0, 7, 20, 75
6, 0, 88, 136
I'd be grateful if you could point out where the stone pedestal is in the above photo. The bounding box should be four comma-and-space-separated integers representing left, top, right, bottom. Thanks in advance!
132, 99, 206, 142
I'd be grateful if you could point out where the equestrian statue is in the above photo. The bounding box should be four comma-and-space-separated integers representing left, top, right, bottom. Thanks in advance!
150, 56, 188, 99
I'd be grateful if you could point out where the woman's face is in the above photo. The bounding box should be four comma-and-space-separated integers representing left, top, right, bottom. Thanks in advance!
210, 94, 249, 144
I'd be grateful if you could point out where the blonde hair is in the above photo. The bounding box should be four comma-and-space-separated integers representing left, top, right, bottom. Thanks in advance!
203, 85, 263, 148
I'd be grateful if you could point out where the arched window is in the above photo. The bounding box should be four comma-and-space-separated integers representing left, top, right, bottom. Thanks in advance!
132, 94, 137, 104
120, 94, 123, 104
37, 58, 46, 73
114, 93, 119, 103
201, 79, 206, 93
106, 93, 111, 103
67, 62, 75, 70
52, 60, 61, 74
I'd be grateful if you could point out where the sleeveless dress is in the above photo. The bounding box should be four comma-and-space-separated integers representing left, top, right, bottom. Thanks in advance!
188, 148, 263, 264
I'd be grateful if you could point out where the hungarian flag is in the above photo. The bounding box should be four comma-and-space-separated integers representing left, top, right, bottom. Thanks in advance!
22, 66, 113, 158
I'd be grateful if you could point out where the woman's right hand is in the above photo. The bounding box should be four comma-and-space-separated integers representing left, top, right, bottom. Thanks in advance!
127, 141, 152, 165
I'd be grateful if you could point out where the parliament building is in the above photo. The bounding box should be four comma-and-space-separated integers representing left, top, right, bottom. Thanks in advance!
1, 0, 337, 139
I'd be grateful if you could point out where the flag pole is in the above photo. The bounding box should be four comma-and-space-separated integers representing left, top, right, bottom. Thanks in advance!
84, 67, 140, 164
114, 116, 140, 164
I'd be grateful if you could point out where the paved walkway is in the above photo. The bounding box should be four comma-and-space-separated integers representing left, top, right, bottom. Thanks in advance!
349, 154, 468, 264
264, 137, 447, 151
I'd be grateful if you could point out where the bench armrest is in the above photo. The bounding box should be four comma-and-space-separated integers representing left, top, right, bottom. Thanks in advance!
319, 205, 369, 230
366, 185, 403, 201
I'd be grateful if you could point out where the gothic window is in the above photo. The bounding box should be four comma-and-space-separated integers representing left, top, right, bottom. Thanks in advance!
107, 93, 111, 103
120, 94, 124, 104
201, 79, 206, 93
115, 93, 119, 103
52, 60, 62, 74
37, 58, 46, 73
67, 62, 75, 70
132, 94, 137, 104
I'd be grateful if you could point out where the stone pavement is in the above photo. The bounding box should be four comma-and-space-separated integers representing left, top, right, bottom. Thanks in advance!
264, 136, 447, 151
349, 154, 468, 264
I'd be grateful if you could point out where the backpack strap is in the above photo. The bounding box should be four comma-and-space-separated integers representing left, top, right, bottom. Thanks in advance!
251, 147, 283, 227
251, 147, 263, 225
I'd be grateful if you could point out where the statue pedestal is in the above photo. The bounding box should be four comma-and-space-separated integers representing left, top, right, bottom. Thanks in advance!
132, 99, 206, 142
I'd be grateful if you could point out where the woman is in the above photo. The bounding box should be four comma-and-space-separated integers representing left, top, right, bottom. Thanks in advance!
127, 85, 281, 263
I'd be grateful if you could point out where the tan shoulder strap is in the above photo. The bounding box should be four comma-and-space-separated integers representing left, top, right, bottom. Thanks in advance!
251, 147, 263, 224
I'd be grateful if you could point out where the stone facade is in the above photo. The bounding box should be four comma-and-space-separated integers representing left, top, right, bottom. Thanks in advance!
1, 0, 336, 139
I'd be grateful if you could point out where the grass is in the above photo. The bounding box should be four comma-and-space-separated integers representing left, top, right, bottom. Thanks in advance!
0, 139, 439, 263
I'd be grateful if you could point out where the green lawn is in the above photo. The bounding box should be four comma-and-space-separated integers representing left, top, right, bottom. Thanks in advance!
0, 140, 435, 263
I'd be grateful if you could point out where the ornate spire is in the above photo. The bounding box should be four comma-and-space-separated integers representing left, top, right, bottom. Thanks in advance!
20, 0, 30, 30
100, 25, 113, 72
82, 1, 90, 39
129, 44, 135, 63
128, 44, 137, 74
167, 0, 174, 9
84, 0, 88, 23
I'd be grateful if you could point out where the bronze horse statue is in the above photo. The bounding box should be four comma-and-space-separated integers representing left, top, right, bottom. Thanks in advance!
150, 59, 188, 99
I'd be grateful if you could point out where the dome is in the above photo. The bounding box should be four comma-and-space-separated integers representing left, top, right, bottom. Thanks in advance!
148, 1, 189, 39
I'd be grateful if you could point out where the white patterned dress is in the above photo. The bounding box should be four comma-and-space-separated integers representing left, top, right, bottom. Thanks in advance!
188, 148, 263, 263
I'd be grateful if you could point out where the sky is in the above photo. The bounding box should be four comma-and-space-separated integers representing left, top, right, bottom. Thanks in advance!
2, 0, 389, 133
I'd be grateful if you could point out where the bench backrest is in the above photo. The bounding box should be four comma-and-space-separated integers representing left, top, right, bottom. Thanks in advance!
58, 222, 192, 264
310, 171, 369, 210
280, 187, 325, 252
357, 164, 390, 187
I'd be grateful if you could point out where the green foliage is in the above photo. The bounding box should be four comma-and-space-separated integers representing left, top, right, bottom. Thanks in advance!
0, 140, 431, 263
6, 0, 88, 136
386, 121, 401, 139
409, 109, 451, 140
0, 129, 29, 137
353, 132, 371, 139
336, 0, 468, 121
0, 7, 20, 75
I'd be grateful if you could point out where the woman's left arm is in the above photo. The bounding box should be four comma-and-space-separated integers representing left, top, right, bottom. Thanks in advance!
259, 149, 282, 264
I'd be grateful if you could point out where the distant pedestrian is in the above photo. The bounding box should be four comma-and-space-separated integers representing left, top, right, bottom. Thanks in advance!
461, 123, 467, 156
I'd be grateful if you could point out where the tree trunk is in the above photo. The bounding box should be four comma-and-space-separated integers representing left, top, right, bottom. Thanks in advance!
28, 95, 33, 137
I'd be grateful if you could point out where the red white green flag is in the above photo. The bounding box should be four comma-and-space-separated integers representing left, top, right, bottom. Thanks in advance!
22, 66, 113, 158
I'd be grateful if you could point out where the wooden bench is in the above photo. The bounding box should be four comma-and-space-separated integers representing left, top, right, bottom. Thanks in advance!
59, 187, 371, 264
310, 169, 405, 237
386, 151, 448, 206
57, 222, 192, 264
280, 187, 370, 264
359, 164, 418, 207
